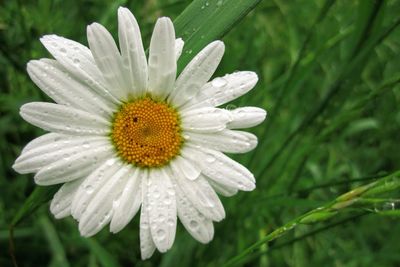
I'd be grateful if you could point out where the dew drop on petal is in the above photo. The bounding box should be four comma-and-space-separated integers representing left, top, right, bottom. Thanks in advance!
206, 156, 216, 163
211, 77, 227, 88
189, 220, 199, 230
156, 229, 166, 240
84, 185, 94, 194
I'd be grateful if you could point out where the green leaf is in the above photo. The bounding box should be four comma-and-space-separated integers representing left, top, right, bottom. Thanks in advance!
174, 0, 262, 73
10, 185, 60, 227
299, 211, 338, 224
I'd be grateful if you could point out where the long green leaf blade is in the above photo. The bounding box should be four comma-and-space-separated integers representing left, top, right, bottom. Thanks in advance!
174, 0, 261, 72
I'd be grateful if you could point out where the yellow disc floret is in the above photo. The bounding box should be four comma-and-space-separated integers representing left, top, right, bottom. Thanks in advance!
111, 97, 183, 167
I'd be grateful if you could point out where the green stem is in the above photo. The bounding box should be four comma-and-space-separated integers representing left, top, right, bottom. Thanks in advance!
223, 172, 400, 267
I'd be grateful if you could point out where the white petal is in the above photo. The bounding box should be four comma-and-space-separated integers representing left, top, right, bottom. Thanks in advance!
175, 38, 184, 61
27, 59, 114, 117
170, 165, 225, 221
20, 102, 110, 135
185, 130, 257, 154
207, 179, 238, 197
182, 71, 258, 110
118, 7, 148, 97
13, 135, 108, 174
110, 167, 142, 233
227, 107, 267, 129
181, 107, 231, 133
147, 168, 177, 252
71, 158, 122, 220
20, 133, 66, 155
183, 146, 255, 191
148, 17, 176, 100
34, 144, 114, 185
140, 173, 156, 260
79, 164, 131, 237
175, 184, 214, 243
170, 155, 201, 181
169, 41, 224, 107
40, 35, 119, 104
87, 23, 130, 101
50, 178, 85, 219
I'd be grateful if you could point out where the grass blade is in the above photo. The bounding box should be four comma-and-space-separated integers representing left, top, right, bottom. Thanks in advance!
174, 0, 262, 73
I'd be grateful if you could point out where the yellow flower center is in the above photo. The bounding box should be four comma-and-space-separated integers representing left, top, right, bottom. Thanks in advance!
111, 97, 183, 167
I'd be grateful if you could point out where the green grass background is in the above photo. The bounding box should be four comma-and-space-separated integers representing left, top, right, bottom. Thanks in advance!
1, 0, 400, 266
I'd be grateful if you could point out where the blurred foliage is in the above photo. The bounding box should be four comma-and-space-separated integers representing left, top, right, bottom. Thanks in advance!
1, 0, 400, 266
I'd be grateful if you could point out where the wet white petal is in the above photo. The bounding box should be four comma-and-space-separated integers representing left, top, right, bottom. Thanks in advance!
207, 179, 238, 197
148, 17, 176, 100
20, 102, 110, 135
27, 59, 114, 117
170, 165, 225, 221
40, 35, 119, 104
175, 183, 214, 243
182, 146, 255, 191
182, 71, 258, 110
181, 107, 231, 133
170, 156, 201, 181
185, 130, 257, 154
110, 167, 142, 233
147, 168, 177, 252
87, 23, 130, 101
13, 136, 108, 174
34, 144, 114, 185
20, 133, 67, 155
175, 38, 184, 61
169, 41, 224, 107
140, 173, 156, 260
227, 107, 267, 129
118, 7, 148, 97
79, 165, 131, 237
71, 158, 122, 220
50, 178, 85, 219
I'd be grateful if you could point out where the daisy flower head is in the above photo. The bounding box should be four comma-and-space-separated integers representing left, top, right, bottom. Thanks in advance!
13, 7, 266, 259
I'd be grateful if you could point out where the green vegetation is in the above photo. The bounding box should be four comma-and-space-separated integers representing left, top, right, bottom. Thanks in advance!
1, 0, 400, 266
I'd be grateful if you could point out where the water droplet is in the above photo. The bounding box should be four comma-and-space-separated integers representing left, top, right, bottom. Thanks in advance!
73, 58, 80, 64
60, 47, 67, 53
164, 197, 172, 205
82, 141, 90, 149
141, 221, 149, 229
167, 218, 174, 226
166, 187, 175, 196
206, 156, 216, 163
156, 229, 166, 240
85, 185, 94, 194
211, 77, 227, 88
189, 220, 198, 229
153, 190, 160, 198
158, 214, 166, 222
106, 158, 116, 166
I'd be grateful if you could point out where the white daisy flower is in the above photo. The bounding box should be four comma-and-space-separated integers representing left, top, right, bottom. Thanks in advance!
13, 7, 266, 259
